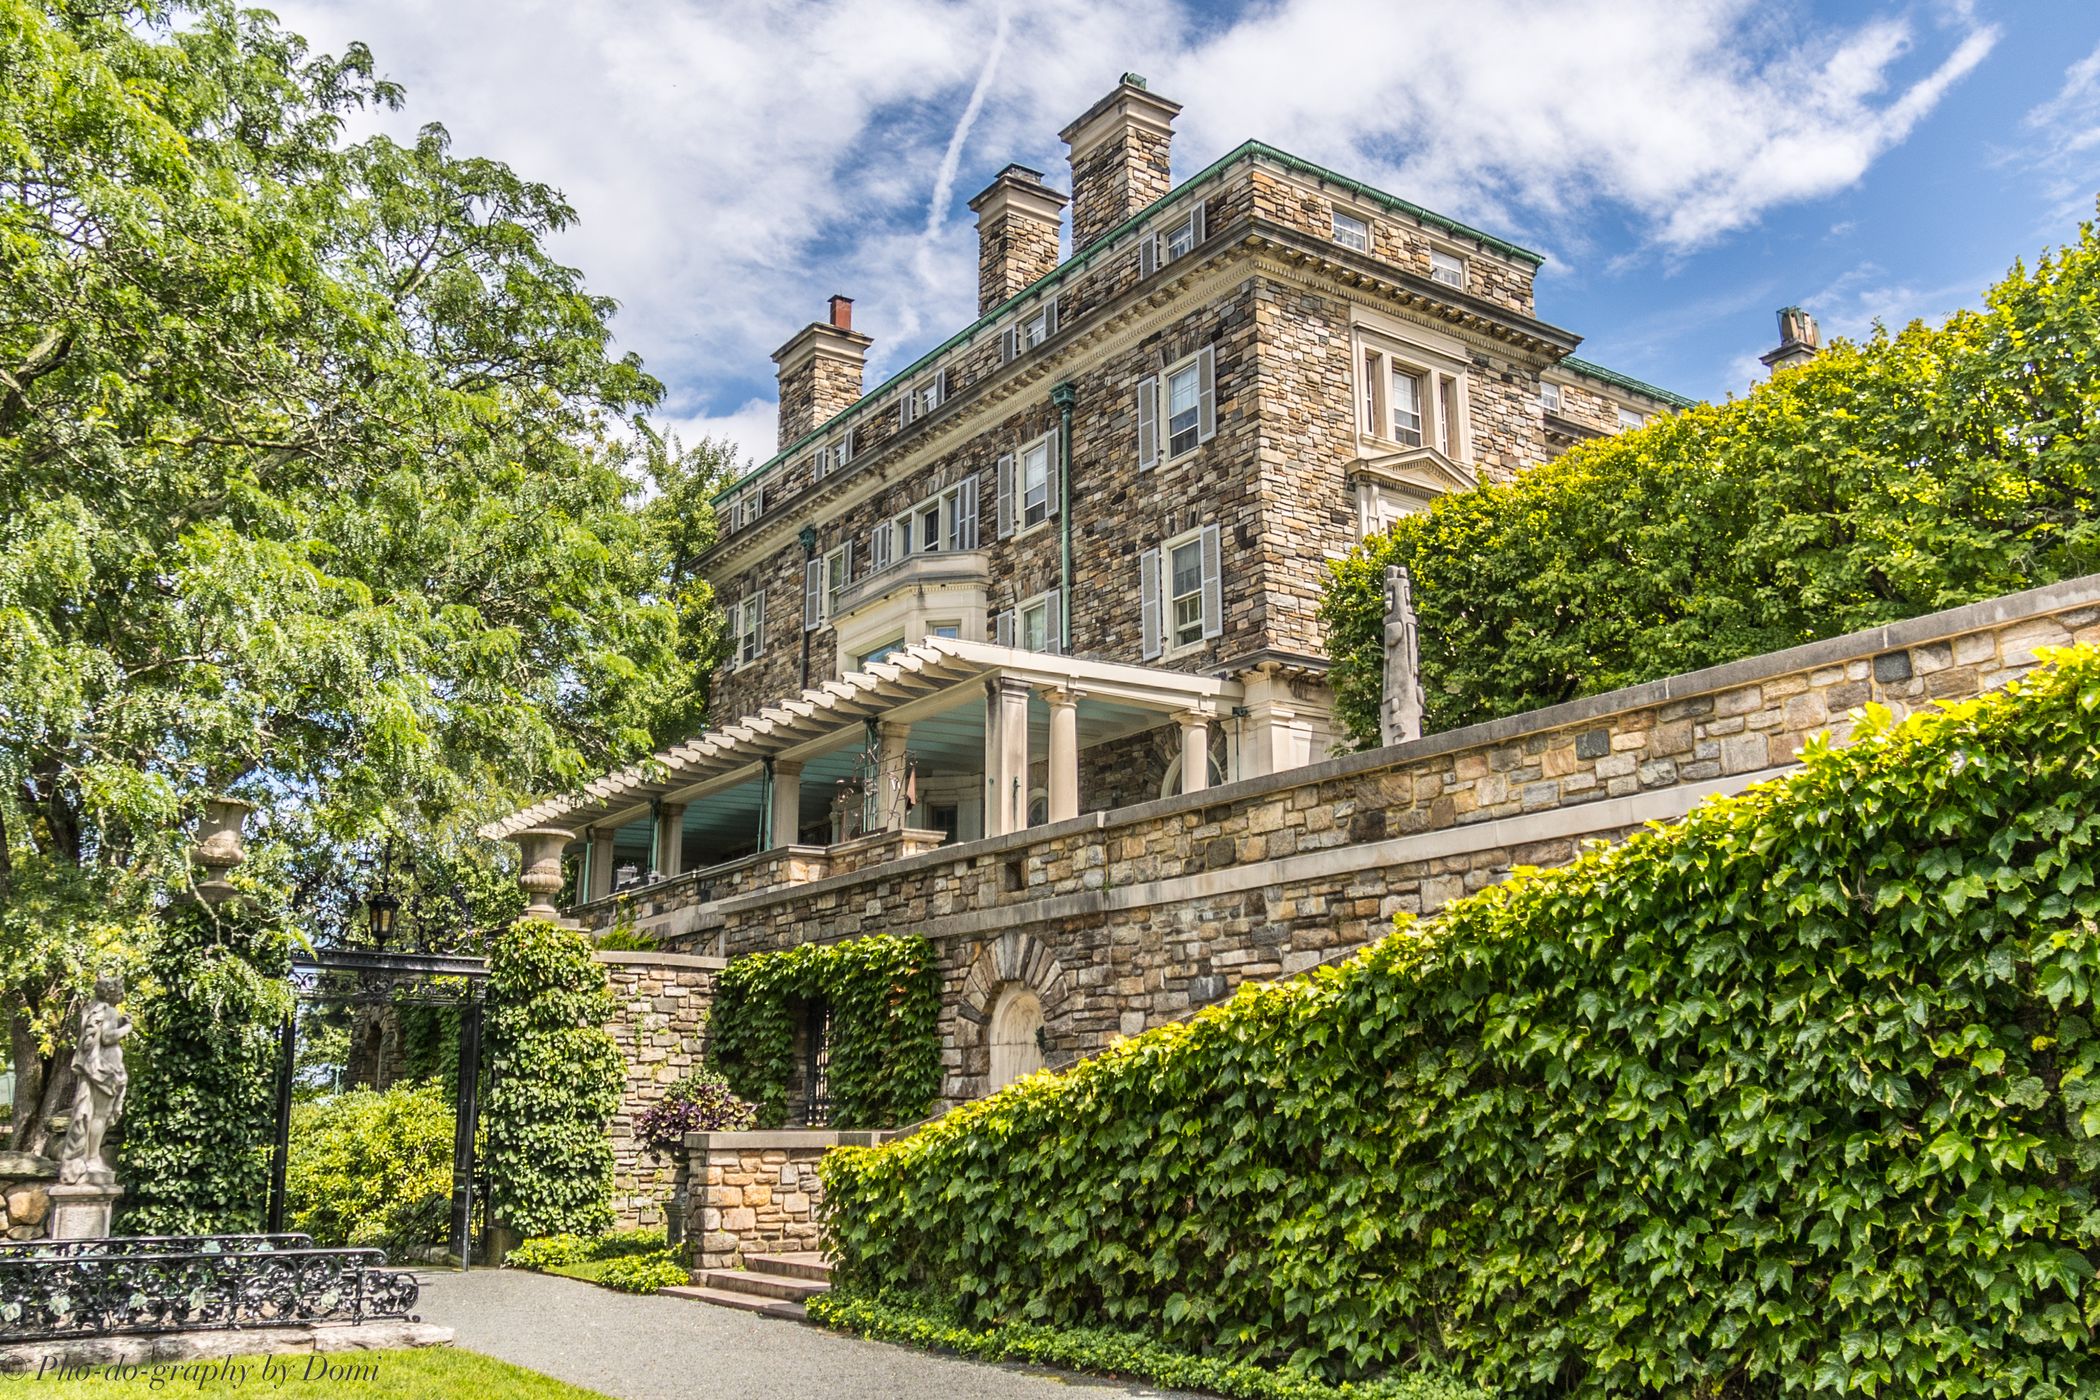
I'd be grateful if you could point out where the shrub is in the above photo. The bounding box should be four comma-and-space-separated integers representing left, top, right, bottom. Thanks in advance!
285, 1082, 454, 1253
810, 1293, 1481, 1400
710, 934, 939, 1128
822, 648, 2100, 1396
1321, 210, 2100, 745
484, 919, 624, 1238
506, 1227, 665, 1271
636, 1068, 756, 1157
117, 899, 291, 1234
594, 1250, 689, 1294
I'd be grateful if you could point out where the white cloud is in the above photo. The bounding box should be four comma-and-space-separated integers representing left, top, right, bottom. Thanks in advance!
2018, 39, 2100, 223
271, 0, 1994, 451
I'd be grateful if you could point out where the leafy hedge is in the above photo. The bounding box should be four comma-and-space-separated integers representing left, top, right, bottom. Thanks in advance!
593, 1251, 690, 1294
810, 1294, 1480, 1400
709, 934, 940, 1129
117, 899, 290, 1234
286, 1083, 454, 1253
505, 1227, 665, 1271
485, 919, 624, 1238
822, 648, 2100, 1396
1321, 210, 2100, 745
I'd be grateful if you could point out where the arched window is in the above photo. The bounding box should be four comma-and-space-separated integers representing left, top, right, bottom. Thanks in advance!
987, 984, 1046, 1091
1158, 750, 1226, 799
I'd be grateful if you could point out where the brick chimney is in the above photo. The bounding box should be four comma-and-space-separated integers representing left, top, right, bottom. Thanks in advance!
1060, 74, 1181, 255
1759, 306, 1821, 376
968, 165, 1067, 315
772, 296, 872, 448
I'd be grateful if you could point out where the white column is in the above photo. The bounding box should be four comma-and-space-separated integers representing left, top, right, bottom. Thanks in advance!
985, 678, 1032, 836
1044, 688, 1079, 822
769, 760, 803, 849
877, 721, 911, 831
1239, 665, 1315, 780
1179, 711, 1213, 795
655, 802, 687, 878
586, 827, 615, 902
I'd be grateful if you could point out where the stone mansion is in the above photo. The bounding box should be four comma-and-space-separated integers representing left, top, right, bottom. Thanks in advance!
487, 77, 1691, 1076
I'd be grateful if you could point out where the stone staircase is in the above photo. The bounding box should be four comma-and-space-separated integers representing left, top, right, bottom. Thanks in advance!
663, 1252, 829, 1322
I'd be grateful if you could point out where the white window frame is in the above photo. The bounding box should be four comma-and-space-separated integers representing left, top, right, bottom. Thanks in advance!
821, 544, 849, 624
1617, 407, 1646, 431
1164, 530, 1207, 653
1021, 299, 1055, 350
1357, 342, 1469, 464
1140, 203, 1206, 278
1148, 345, 1216, 468
1331, 209, 1370, 252
732, 593, 766, 668
899, 369, 948, 428
1541, 382, 1563, 415
889, 481, 974, 561
1429, 248, 1467, 291
1141, 524, 1222, 660
1017, 592, 1054, 654
1019, 437, 1052, 532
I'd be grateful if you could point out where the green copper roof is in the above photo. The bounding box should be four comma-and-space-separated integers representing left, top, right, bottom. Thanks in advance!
1559, 356, 1698, 410
711, 141, 1548, 508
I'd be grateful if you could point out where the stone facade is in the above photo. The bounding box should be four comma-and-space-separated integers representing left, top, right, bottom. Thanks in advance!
683, 1130, 897, 1269
0, 1154, 55, 1240
575, 577, 2100, 1107
598, 951, 722, 1229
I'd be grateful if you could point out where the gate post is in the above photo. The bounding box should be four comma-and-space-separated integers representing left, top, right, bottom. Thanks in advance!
265, 1014, 295, 1233
450, 985, 484, 1269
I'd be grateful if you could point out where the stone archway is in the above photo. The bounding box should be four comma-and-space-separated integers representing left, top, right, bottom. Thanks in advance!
987, 984, 1045, 1090
952, 931, 1066, 1103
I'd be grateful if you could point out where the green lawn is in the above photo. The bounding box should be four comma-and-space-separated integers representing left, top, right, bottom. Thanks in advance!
0, 1347, 609, 1397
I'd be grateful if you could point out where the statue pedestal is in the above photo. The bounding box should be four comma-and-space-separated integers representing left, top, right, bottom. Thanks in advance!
47, 1183, 121, 1241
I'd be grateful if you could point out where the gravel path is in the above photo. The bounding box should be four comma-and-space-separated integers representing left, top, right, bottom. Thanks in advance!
414, 1268, 1200, 1400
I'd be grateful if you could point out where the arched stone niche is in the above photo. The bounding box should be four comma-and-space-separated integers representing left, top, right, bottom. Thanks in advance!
987, 985, 1045, 1091
951, 931, 1066, 1103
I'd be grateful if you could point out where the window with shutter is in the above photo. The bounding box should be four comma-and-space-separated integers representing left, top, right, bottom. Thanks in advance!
1001, 326, 1018, 363
993, 609, 1015, 648
1165, 359, 1202, 459
959, 476, 980, 549
1139, 549, 1163, 661
803, 559, 822, 632
1019, 435, 1052, 530
995, 453, 1015, 540
1042, 590, 1063, 655
871, 522, 893, 574
1166, 533, 1205, 650
1136, 376, 1158, 470
1199, 524, 1222, 640
1139, 237, 1157, 279
840, 425, 855, 465
1196, 344, 1216, 444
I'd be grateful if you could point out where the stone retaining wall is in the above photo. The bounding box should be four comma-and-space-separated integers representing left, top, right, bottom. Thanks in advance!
598, 952, 723, 1229
682, 1130, 896, 1269
0, 1153, 55, 1240
659, 577, 2100, 1107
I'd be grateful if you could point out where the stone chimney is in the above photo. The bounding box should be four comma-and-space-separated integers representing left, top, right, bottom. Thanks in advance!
1060, 74, 1181, 255
968, 165, 1067, 315
1759, 306, 1821, 376
772, 296, 872, 448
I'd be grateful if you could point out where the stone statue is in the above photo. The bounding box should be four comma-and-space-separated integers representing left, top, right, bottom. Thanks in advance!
1380, 564, 1424, 747
57, 972, 130, 1187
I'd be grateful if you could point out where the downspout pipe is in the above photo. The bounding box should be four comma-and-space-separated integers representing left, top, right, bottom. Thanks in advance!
797, 525, 818, 690
1051, 382, 1076, 653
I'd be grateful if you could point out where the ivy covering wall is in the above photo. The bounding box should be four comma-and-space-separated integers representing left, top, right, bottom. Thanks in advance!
710, 934, 940, 1129
117, 898, 291, 1234
485, 919, 623, 1238
1321, 209, 2100, 745
822, 649, 2100, 1397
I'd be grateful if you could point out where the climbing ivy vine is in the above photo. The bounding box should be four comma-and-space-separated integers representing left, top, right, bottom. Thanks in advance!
709, 934, 940, 1130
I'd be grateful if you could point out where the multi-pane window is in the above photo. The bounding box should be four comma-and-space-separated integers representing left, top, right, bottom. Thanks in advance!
1169, 536, 1205, 649
734, 594, 765, 665
1019, 596, 1050, 652
823, 546, 849, 620
1617, 407, 1646, 430
1021, 304, 1053, 349
1439, 378, 1459, 457
1332, 210, 1369, 252
1162, 209, 1200, 261
1541, 382, 1563, 414
1390, 369, 1424, 447
892, 482, 971, 560
1020, 440, 1051, 529
1166, 362, 1203, 457
1430, 250, 1466, 289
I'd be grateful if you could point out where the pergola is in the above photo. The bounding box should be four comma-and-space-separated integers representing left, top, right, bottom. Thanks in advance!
480, 637, 1242, 906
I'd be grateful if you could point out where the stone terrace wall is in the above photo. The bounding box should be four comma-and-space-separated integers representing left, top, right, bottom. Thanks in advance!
660, 577, 2100, 1108
598, 951, 722, 1229
684, 1130, 895, 1269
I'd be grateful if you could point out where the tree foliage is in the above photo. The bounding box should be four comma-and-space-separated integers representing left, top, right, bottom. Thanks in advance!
823, 648, 2100, 1396
710, 935, 941, 1130
484, 919, 622, 1239
286, 1082, 455, 1253
1322, 211, 2100, 746
116, 898, 290, 1234
0, 0, 730, 1149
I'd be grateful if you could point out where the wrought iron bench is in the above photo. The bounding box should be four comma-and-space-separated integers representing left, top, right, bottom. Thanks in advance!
0, 1235, 421, 1341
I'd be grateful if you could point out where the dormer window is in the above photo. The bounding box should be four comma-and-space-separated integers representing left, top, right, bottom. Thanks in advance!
727, 483, 764, 532
1332, 210, 1369, 252
1001, 298, 1058, 362
1163, 209, 1200, 261
1430, 250, 1467, 290
899, 369, 948, 428
1139, 204, 1206, 278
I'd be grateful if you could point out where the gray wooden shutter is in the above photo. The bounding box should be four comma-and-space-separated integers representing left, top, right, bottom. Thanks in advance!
1044, 296, 1058, 338
752, 483, 765, 517
1136, 376, 1158, 470
996, 452, 1016, 539
933, 367, 947, 406
1140, 548, 1163, 660
1139, 235, 1157, 279
1190, 201, 1206, 246
1196, 344, 1217, 444
899, 394, 913, 429
871, 521, 893, 573
1043, 590, 1062, 655
994, 609, 1015, 647
841, 426, 855, 463
841, 538, 854, 582
1001, 326, 1017, 363
803, 558, 822, 631
750, 589, 766, 656
1200, 525, 1222, 640
960, 476, 980, 549
1045, 426, 1061, 520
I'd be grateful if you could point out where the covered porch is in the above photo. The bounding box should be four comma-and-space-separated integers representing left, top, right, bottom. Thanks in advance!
481, 638, 1245, 920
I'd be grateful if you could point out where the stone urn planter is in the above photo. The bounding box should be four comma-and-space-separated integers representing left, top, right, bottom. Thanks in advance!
509, 826, 576, 920
192, 796, 254, 905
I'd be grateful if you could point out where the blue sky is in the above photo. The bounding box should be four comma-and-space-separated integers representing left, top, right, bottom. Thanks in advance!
273, 0, 2100, 470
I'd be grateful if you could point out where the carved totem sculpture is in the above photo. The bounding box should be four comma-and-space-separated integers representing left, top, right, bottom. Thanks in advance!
1380, 564, 1425, 747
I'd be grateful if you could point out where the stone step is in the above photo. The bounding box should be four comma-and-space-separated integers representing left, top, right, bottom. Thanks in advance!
660, 1284, 807, 1323
688, 1267, 830, 1302
742, 1252, 832, 1282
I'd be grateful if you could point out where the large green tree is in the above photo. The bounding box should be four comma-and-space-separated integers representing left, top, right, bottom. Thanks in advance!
0, 0, 726, 1152
1321, 213, 2100, 746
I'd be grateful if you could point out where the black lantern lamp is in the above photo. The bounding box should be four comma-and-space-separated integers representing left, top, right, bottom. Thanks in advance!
363, 841, 402, 948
